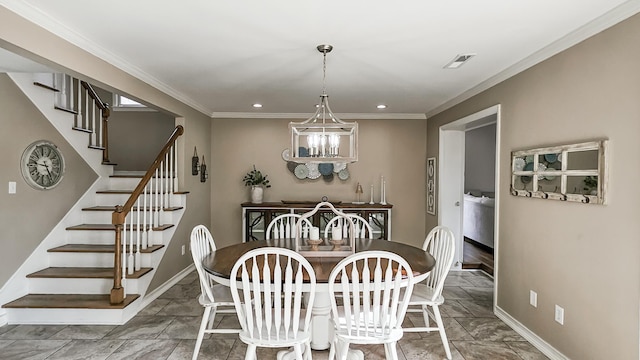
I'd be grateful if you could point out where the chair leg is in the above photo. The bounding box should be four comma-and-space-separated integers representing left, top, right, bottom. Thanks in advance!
328, 336, 336, 360
304, 341, 313, 360
422, 304, 430, 328
337, 338, 349, 360
293, 344, 304, 359
192, 306, 211, 360
244, 344, 257, 360
207, 305, 217, 329
432, 305, 452, 360
384, 342, 399, 360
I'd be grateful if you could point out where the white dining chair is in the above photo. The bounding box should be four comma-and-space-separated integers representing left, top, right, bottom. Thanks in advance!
403, 225, 456, 359
324, 214, 373, 240
266, 213, 313, 240
190, 225, 241, 360
229, 247, 317, 360
327, 250, 415, 360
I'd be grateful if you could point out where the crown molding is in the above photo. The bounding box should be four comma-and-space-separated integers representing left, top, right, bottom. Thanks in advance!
210, 112, 426, 120
426, 0, 640, 118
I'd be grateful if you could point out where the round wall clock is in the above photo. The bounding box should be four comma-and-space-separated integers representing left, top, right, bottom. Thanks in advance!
21, 140, 65, 190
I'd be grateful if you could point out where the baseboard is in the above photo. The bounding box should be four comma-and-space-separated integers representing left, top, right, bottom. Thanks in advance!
494, 305, 568, 360
139, 264, 195, 310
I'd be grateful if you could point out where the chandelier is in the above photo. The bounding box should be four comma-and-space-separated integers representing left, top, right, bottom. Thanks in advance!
288, 45, 358, 164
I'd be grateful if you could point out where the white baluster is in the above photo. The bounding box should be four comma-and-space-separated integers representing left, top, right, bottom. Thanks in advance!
142, 184, 148, 250
173, 142, 179, 192
91, 99, 97, 146
135, 198, 141, 271
127, 213, 134, 275
159, 163, 164, 226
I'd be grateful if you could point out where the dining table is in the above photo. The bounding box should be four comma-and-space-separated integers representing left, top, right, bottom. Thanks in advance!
202, 238, 436, 358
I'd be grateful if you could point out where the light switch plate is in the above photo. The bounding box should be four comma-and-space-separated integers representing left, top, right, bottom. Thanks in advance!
555, 305, 564, 325
8, 181, 16, 194
529, 290, 537, 307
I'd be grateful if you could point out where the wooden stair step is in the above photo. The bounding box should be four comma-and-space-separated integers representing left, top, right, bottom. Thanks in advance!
27, 267, 152, 279
33, 81, 59, 92
97, 189, 190, 195
66, 223, 174, 231
88, 145, 106, 150
3, 294, 139, 309
71, 126, 92, 134
54, 105, 77, 114
48, 244, 163, 253
82, 205, 183, 212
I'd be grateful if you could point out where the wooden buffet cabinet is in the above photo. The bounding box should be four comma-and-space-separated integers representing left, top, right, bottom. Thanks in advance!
241, 202, 393, 242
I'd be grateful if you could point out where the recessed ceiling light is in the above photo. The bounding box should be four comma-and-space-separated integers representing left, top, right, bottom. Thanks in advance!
444, 54, 476, 69
376, 104, 387, 109
252, 103, 263, 108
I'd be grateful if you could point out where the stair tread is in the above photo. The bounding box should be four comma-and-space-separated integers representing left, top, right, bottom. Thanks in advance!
82, 206, 183, 211
66, 223, 174, 231
48, 244, 163, 253
97, 189, 189, 194
3, 294, 140, 309
27, 267, 152, 279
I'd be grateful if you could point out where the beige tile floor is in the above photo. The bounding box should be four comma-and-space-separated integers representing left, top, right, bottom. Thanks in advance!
0, 270, 548, 359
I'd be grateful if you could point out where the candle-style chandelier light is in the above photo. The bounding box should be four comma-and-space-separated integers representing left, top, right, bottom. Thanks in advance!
288, 45, 358, 164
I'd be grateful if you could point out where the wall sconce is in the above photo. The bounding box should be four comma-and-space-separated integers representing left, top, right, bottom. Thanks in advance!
200, 155, 208, 182
192, 147, 199, 176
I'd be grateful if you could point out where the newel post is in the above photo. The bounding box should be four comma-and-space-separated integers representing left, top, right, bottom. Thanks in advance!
110, 205, 125, 305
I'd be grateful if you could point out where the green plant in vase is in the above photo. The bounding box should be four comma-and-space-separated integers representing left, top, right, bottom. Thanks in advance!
243, 165, 271, 203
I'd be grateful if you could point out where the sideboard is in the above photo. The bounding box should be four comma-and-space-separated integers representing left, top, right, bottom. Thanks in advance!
241, 202, 393, 242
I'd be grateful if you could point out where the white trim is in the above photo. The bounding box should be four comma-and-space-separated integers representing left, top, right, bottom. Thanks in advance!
138, 265, 194, 310
426, 1, 640, 118
495, 305, 569, 360
211, 112, 426, 120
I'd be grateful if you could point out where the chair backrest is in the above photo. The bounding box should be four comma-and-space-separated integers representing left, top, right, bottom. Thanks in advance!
328, 250, 414, 338
324, 214, 373, 240
190, 225, 218, 304
229, 247, 316, 342
266, 214, 313, 240
422, 226, 456, 301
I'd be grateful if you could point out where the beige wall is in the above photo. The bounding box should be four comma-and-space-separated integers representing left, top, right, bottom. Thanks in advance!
0, 74, 98, 286
210, 118, 427, 249
0, 7, 212, 293
427, 13, 640, 359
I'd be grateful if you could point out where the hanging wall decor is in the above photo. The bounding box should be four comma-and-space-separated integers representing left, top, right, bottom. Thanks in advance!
427, 157, 436, 215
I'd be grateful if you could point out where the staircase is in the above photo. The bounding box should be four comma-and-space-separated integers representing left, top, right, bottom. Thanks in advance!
1, 73, 187, 325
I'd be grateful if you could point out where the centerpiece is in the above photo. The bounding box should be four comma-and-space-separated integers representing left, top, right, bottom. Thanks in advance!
243, 165, 271, 204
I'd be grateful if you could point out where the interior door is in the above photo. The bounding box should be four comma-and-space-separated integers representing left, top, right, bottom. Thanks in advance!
438, 129, 465, 268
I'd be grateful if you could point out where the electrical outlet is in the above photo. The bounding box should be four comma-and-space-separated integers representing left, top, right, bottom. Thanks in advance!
555, 305, 564, 325
181, 245, 185, 256
529, 290, 537, 308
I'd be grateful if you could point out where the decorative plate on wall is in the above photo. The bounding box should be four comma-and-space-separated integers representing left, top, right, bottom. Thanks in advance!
338, 168, 350, 180
294, 164, 309, 179
318, 163, 334, 176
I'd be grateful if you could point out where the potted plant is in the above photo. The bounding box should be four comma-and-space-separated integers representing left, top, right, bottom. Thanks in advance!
243, 165, 271, 203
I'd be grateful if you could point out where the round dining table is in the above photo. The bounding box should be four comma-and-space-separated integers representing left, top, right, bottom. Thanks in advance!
202, 238, 435, 357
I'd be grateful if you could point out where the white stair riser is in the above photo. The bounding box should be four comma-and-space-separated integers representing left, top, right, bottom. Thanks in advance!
108, 177, 177, 190
28, 278, 140, 294
48, 252, 157, 268
5, 302, 140, 325
66, 230, 166, 246
95, 193, 185, 207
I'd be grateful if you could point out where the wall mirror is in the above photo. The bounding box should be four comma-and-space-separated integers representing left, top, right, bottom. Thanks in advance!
510, 140, 607, 204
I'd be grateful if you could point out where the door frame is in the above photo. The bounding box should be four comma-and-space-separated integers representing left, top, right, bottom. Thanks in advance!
438, 105, 501, 281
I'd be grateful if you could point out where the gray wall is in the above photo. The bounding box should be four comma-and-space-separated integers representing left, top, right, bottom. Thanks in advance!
0, 74, 97, 286
464, 123, 496, 193
210, 118, 428, 250
427, 13, 640, 359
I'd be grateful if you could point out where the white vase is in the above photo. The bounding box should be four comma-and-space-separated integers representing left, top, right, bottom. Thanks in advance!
250, 186, 264, 204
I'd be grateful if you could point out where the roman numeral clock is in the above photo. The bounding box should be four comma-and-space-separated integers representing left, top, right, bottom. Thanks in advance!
20, 140, 65, 190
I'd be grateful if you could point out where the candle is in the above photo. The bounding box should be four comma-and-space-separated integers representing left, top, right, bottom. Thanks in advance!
331, 226, 342, 241
369, 184, 374, 204
309, 226, 320, 240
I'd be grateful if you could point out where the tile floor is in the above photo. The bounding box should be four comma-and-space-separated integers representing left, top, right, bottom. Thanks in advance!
0, 270, 549, 359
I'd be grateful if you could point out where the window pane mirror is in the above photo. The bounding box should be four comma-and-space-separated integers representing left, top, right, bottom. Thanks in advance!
510, 140, 608, 204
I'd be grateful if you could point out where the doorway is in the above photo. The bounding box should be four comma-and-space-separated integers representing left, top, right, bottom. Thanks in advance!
438, 105, 500, 279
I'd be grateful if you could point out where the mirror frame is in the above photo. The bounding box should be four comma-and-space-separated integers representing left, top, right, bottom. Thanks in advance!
510, 140, 608, 204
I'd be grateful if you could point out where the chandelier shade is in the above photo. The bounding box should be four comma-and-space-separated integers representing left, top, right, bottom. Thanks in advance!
287, 45, 358, 164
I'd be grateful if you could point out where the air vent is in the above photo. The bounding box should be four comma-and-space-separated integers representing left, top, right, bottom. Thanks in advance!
444, 53, 476, 69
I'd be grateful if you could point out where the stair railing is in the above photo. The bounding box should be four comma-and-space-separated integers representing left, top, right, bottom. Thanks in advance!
110, 125, 184, 304
53, 73, 112, 163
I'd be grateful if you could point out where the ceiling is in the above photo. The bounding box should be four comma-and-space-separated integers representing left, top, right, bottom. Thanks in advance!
2, 0, 639, 118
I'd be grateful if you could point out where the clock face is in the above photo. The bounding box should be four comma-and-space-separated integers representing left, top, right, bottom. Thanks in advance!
21, 140, 65, 190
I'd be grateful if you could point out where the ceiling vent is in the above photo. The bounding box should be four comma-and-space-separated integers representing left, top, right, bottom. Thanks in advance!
444, 54, 476, 69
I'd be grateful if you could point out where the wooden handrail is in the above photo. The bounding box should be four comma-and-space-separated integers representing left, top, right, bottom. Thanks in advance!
80, 80, 112, 163
81, 81, 108, 110
110, 125, 184, 304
